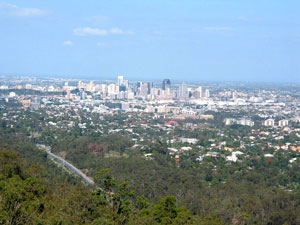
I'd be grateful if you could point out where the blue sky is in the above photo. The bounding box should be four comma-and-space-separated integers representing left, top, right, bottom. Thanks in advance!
0, 0, 299, 82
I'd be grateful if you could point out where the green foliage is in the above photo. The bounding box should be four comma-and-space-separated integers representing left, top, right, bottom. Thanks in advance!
1, 102, 300, 224
0, 150, 46, 224
0, 176, 46, 224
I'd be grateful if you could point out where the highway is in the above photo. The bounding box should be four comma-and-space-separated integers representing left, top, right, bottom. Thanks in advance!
37, 144, 95, 186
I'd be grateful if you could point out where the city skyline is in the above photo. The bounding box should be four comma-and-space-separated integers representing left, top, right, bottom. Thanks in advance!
1, 0, 300, 82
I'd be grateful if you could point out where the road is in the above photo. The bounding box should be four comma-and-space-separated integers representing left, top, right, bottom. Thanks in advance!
37, 144, 95, 186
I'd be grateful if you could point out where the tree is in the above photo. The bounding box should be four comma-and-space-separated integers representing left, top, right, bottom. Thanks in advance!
95, 168, 135, 224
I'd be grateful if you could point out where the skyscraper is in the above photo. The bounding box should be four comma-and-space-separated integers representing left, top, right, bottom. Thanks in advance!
139, 83, 148, 97
147, 82, 153, 94
118, 76, 124, 86
179, 84, 188, 98
205, 89, 210, 98
197, 86, 203, 97
87, 81, 95, 92
162, 79, 171, 90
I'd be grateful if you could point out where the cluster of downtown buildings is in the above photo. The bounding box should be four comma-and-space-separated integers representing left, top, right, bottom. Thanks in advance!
62, 76, 210, 101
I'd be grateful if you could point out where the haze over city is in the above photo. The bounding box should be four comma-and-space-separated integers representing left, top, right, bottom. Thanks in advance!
1, 0, 300, 82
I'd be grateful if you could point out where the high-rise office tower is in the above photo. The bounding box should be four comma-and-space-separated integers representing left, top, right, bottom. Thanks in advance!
118, 76, 124, 86
87, 81, 95, 92
179, 84, 188, 98
147, 82, 153, 94
162, 79, 171, 90
108, 84, 118, 94
139, 83, 148, 97
197, 86, 203, 97
205, 89, 210, 98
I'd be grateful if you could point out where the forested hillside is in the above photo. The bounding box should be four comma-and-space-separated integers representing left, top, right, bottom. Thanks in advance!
1, 120, 300, 224
0, 148, 208, 224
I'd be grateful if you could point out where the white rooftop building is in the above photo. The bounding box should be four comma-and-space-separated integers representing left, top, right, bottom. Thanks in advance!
278, 119, 289, 127
264, 119, 275, 127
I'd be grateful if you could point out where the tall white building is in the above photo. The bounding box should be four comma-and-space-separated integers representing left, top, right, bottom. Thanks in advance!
224, 118, 236, 126
108, 84, 119, 95
179, 84, 188, 98
139, 84, 148, 97
198, 86, 203, 97
238, 119, 254, 127
118, 76, 124, 86
100, 84, 107, 93
87, 81, 95, 92
205, 89, 210, 98
232, 91, 237, 100
264, 119, 275, 127
278, 120, 289, 127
